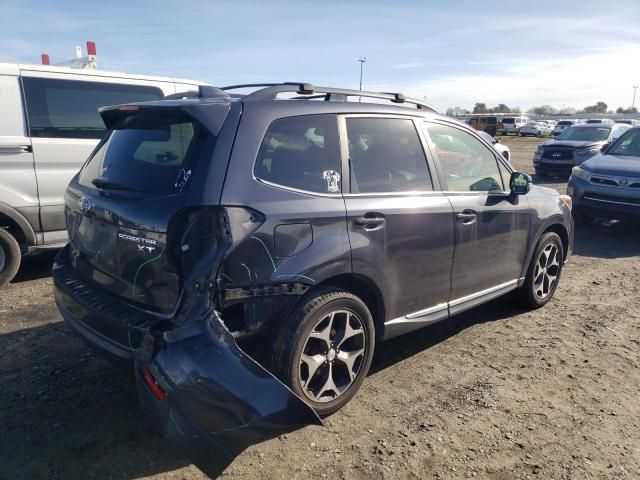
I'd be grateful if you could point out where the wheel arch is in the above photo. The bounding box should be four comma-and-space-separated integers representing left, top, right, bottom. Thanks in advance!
542, 223, 570, 261
315, 273, 386, 341
0, 203, 37, 247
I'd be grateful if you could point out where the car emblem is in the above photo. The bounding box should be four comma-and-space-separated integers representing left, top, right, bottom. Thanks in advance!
552, 152, 562, 158
618, 178, 631, 187
79, 197, 92, 214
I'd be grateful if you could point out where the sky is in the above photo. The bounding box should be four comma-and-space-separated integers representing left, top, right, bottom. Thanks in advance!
1, 0, 639, 112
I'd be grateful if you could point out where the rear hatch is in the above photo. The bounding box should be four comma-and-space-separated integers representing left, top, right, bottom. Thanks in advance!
65, 102, 229, 314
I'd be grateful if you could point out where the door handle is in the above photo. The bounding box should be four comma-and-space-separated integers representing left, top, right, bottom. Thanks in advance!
354, 214, 385, 230
0, 145, 32, 154
456, 210, 477, 224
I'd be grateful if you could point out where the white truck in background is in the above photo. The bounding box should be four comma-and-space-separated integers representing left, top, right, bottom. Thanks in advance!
0, 42, 208, 286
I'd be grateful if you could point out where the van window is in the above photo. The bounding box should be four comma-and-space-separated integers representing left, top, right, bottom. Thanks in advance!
254, 114, 341, 193
22, 77, 163, 139
78, 111, 211, 195
502, 118, 515, 124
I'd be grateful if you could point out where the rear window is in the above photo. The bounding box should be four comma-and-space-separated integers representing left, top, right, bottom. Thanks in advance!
486, 117, 497, 125
557, 121, 573, 126
78, 111, 212, 195
254, 114, 341, 193
22, 77, 163, 139
502, 118, 515, 124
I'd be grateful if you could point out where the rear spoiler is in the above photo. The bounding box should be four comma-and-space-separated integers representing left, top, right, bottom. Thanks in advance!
99, 99, 232, 136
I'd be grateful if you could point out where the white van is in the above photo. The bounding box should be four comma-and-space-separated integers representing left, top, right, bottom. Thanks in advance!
0, 63, 207, 286
498, 116, 529, 135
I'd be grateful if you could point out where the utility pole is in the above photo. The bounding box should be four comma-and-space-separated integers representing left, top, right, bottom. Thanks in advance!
358, 57, 366, 102
633, 85, 638, 110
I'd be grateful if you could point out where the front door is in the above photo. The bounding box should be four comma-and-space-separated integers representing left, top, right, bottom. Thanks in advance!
422, 120, 530, 313
341, 116, 455, 338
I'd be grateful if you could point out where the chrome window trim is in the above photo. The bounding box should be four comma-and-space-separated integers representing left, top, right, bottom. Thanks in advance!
253, 177, 343, 198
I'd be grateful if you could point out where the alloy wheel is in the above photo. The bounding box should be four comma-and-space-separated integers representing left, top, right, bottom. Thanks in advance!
533, 243, 560, 299
299, 310, 367, 403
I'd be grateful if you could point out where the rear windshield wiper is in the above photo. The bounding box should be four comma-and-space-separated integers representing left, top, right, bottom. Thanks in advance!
91, 178, 148, 193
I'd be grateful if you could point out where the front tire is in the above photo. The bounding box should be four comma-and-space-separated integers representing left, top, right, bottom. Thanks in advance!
517, 232, 564, 309
0, 228, 21, 288
272, 288, 375, 416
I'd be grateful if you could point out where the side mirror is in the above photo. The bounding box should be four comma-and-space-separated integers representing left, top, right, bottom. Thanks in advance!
601, 143, 609, 152
510, 171, 531, 195
494, 138, 500, 144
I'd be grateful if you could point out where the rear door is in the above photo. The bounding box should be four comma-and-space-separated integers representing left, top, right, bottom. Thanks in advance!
423, 120, 530, 314
20, 72, 170, 243
341, 115, 454, 338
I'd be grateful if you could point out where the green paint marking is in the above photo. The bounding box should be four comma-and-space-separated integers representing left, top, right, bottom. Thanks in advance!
131, 247, 165, 297
240, 263, 253, 282
210, 415, 258, 436
170, 410, 185, 436
251, 236, 277, 272
127, 331, 133, 349
219, 273, 234, 283
277, 274, 316, 284
251, 303, 256, 322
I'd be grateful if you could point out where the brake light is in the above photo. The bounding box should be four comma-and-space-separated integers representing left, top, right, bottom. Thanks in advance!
86, 41, 97, 56
41, 54, 50, 65
143, 364, 167, 400
119, 105, 141, 111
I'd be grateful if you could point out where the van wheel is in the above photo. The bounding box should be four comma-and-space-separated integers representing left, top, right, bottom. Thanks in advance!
272, 288, 375, 416
0, 228, 21, 287
516, 232, 564, 309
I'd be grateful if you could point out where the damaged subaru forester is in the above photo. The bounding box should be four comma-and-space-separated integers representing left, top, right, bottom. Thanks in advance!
53, 83, 573, 476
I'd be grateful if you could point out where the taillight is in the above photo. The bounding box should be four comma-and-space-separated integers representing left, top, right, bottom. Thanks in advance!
143, 364, 167, 400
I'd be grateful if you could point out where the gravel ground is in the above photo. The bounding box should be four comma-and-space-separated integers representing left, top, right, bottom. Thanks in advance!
1, 135, 639, 480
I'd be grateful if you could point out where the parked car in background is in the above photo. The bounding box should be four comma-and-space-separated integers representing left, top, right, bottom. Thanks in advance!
478, 130, 511, 161
533, 123, 631, 177
498, 116, 529, 135
586, 118, 614, 125
0, 62, 206, 287
568, 127, 640, 224
553, 119, 583, 136
52, 82, 573, 477
615, 119, 640, 126
520, 121, 552, 137
469, 115, 499, 136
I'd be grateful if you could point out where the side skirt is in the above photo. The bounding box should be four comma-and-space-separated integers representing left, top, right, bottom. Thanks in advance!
382, 279, 523, 340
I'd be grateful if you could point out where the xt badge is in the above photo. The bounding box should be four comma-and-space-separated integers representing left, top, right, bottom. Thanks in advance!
118, 232, 158, 254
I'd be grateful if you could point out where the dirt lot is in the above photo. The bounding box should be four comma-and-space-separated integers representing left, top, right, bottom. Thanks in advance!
1, 136, 639, 480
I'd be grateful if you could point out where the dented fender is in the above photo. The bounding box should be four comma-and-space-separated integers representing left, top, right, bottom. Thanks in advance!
135, 310, 322, 477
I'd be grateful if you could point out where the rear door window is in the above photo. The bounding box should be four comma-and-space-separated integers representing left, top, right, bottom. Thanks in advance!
22, 77, 163, 139
78, 111, 211, 195
254, 114, 341, 194
345, 117, 432, 193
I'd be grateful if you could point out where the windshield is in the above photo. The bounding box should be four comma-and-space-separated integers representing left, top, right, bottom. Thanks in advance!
607, 129, 640, 157
556, 127, 610, 142
78, 111, 212, 196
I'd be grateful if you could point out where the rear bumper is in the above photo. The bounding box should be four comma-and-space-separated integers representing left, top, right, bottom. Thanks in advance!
53, 244, 322, 477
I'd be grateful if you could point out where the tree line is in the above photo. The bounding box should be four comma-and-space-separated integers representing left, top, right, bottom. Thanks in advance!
446, 102, 638, 116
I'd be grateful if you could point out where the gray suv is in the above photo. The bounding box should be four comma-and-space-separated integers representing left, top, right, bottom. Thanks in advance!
52, 83, 574, 476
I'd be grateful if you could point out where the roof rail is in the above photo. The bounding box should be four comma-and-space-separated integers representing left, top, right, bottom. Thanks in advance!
164, 85, 229, 100
220, 82, 438, 113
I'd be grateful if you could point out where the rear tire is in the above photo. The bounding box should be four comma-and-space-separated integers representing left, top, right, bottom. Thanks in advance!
516, 232, 564, 309
0, 228, 21, 287
271, 287, 375, 416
